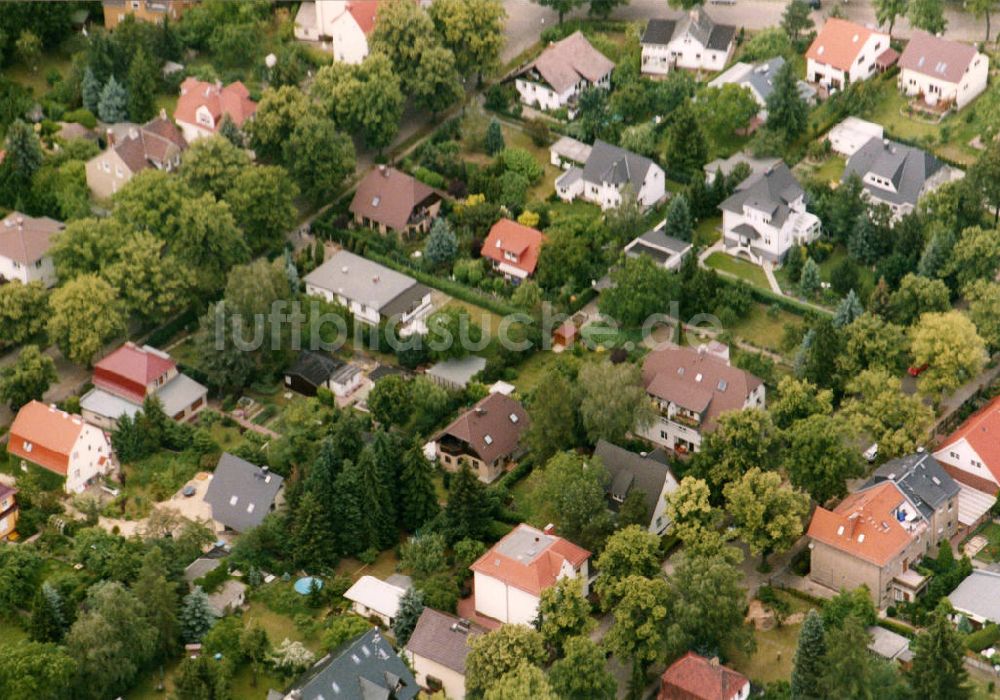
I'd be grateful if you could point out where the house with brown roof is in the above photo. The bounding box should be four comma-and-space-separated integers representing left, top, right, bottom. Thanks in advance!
480, 218, 544, 282
350, 166, 443, 237
515, 31, 614, 114
85, 113, 187, 199
405, 609, 485, 700
898, 31, 988, 111
294, 0, 382, 64
805, 18, 892, 90
7, 401, 116, 494
102, 0, 194, 29
639, 345, 765, 454
174, 78, 258, 143
658, 652, 750, 700
0, 212, 63, 287
433, 392, 529, 484
470, 523, 590, 625
0, 484, 19, 541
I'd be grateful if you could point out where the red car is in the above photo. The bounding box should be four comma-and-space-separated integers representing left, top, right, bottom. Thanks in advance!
908, 364, 929, 377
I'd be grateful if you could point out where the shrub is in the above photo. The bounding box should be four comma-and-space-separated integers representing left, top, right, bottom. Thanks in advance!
194, 562, 230, 593
413, 166, 446, 189
966, 623, 1000, 652
63, 108, 97, 129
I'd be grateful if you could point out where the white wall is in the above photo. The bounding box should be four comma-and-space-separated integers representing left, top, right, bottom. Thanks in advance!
667, 37, 731, 72
637, 164, 666, 208
900, 53, 988, 110
407, 653, 469, 700
473, 571, 541, 625
934, 438, 998, 489
808, 32, 888, 88
67, 424, 113, 494
0, 254, 56, 287
641, 44, 672, 76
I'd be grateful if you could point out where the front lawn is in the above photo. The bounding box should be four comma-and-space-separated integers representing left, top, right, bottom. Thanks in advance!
727, 591, 818, 686
694, 217, 721, 247
704, 252, 770, 289
727, 303, 803, 357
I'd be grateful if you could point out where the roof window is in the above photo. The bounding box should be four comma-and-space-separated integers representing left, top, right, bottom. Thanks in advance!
229, 495, 238, 506
484, 435, 494, 445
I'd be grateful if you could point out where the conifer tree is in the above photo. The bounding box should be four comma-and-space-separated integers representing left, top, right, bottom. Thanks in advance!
393, 587, 425, 646
126, 48, 157, 122
179, 587, 216, 644
444, 464, 494, 543
397, 444, 440, 531
833, 290, 864, 328
82, 67, 101, 113
98, 75, 129, 123
667, 106, 708, 181
331, 460, 365, 556
664, 194, 693, 242
485, 118, 505, 156
791, 609, 826, 700
869, 276, 892, 317
134, 547, 180, 661
354, 448, 398, 551
292, 491, 338, 568
28, 583, 66, 643
908, 604, 971, 700
799, 258, 821, 297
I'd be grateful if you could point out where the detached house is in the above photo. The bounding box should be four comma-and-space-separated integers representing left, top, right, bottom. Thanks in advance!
707, 56, 817, 121
843, 137, 962, 218
102, 0, 194, 29
344, 575, 407, 627
556, 139, 666, 210
515, 31, 614, 113
294, 0, 381, 64
934, 395, 1000, 504
80, 342, 207, 429
719, 163, 821, 264
350, 166, 443, 237
405, 609, 485, 700
85, 114, 187, 199
203, 453, 285, 534
658, 652, 750, 700
806, 18, 892, 89
640, 345, 765, 454
480, 218, 544, 282
641, 10, 737, 76
898, 31, 988, 111
174, 78, 258, 143
470, 523, 590, 625
433, 392, 529, 484
8, 401, 116, 494
0, 212, 63, 287
593, 439, 678, 535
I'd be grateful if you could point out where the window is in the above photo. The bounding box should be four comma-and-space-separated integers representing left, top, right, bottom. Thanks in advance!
22, 441, 32, 453
246, 503, 255, 514
229, 495, 238, 506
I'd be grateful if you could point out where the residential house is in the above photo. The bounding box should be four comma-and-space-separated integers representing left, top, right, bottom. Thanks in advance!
481, 218, 544, 282
470, 523, 590, 625
806, 478, 954, 608
704, 153, 781, 185
827, 116, 885, 157
898, 31, 988, 111
843, 137, 963, 218
102, 0, 193, 29
283, 351, 345, 397
343, 575, 406, 627
173, 78, 258, 143
805, 18, 892, 89
707, 56, 816, 121
556, 139, 666, 210
593, 439, 678, 535
426, 356, 487, 391
549, 135, 593, 169
7, 401, 116, 494
658, 652, 750, 700
864, 450, 962, 544
0, 484, 18, 541
329, 363, 364, 397
947, 570, 1000, 628
624, 221, 693, 272
405, 609, 485, 700
304, 250, 433, 335
934, 396, 1000, 513
85, 114, 187, 199
0, 212, 63, 287
640, 345, 765, 454
641, 10, 737, 76
718, 162, 821, 264
433, 392, 529, 484
202, 453, 285, 534
294, 1, 381, 64
272, 628, 418, 700
514, 31, 614, 113
80, 342, 208, 429
349, 166, 443, 237
207, 580, 247, 617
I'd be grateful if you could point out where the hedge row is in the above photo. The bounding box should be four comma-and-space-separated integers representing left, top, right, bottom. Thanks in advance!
715, 272, 831, 318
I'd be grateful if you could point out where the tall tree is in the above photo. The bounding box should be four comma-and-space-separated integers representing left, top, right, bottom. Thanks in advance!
292, 491, 338, 567
248, 86, 311, 162
594, 525, 663, 608
47, 275, 126, 366
781, 0, 815, 43
689, 409, 777, 495
180, 136, 251, 200
909, 311, 986, 398
486, 663, 557, 700
126, 48, 157, 122
28, 583, 66, 644
840, 369, 934, 459
537, 576, 594, 656
908, 603, 972, 700
525, 368, 581, 461
531, 451, 614, 553
393, 587, 425, 646
0, 345, 57, 410
179, 587, 216, 644
791, 609, 826, 700
969, 0, 998, 43
782, 414, 865, 504
598, 254, 680, 326
465, 625, 547, 699
909, 0, 947, 33
97, 75, 128, 123
173, 654, 230, 700
82, 67, 101, 112
534, 0, 586, 24
604, 575, 672, 694
588, 0, 629, 18
397, 445, 440, 531
485, 118, 505, 156
820, 615, 880, 699
444, 463, 494, 542
133, 547, 180, 662
724, 468, 808, 567
424, 217, 459, 268
0, 640, 76, 700
578, 362, 655, 445
875, 0, 909, 33
548, 636, 616, 699
102, 232, 190, 323
664, 193, 693, 241
429, 0, 506, 84
666, 105, 708, 181
769, 376, 833, 430
412, 43, 465, 117
665, 476, 719, 545
284, 112, 355, 205
225, 165, 299, 256
765, 60, 809, 143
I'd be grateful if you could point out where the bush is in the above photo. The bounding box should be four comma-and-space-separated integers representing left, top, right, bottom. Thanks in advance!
63, 108, 97, 129
194, 562, 230, 593
790, 547, 810, 576
413, 166, 447, 190
966, 623, 1000, 652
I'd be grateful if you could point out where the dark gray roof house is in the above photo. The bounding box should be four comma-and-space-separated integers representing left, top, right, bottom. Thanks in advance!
583, 139, 656, 190
843, 137, 954, 210
593, 439, 679, 533
204, 453, 284, 533
275, 628, 418, 700
641, 10, 736, 52
866, 450, 960, 522
624, 226, 693, 271
641, 18, 678, 45
284, 351, 344, 397
719, 162, 805, 229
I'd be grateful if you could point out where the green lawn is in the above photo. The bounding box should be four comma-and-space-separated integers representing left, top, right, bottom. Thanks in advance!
797, 155, 846, 186
968, 522, 1000, 563
728, 303, 803, 356
694, 217, 721, 247
443, 299, 506, 337
510, 348, 608, 395
728, 590, 818, 686
704, 252, 770, 289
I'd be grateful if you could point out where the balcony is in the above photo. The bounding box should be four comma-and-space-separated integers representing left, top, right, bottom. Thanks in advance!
671, 412, 702, 429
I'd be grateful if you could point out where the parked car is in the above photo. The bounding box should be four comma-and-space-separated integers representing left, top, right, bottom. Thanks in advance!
908, 364, 929, 377
863, 444, 879, 463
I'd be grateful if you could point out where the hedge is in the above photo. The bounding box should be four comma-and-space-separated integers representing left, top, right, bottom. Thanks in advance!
966, 623, 1000, 652
144, 308, 199, 348
877, 618, 917, 639
715, 273, 831, 318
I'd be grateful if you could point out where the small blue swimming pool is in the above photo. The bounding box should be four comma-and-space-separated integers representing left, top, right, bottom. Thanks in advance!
293, 576, 323, 595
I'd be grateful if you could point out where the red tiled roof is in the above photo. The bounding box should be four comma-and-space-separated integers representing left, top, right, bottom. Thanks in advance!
806, 18, 880, 72
8, 401, 85, 476
347, 0, 379, 34
806, 482, 914, 567
470, 523, 590, 597
936, 395, 1000, 483
92, 342, 175, 404
659, 652, 749, 700
175, 78, 257, 132
481, 219, 545, 276
110, 117, 187, 174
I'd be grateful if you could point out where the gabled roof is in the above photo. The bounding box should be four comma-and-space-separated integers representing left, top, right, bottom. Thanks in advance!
8, 401, 86, 475
471, 523, 590, 596
660, 652, 750, 700
719, 162, 804, 228
935, 395, 1000, 483
343, 576, 406, 620
102, 116, 187, 174
806, 481, 917, 567
0, 212, 63, 266
899, 31, 979, 84
641, 18, 677, 45
843, 137, 945, 207
481, 218, 544, 276
349, 167, 441, 232
436, 392, 529, 465
676, 8, 736, 52
594, 439, 677, 518
93, 342, 176, 403
203, 453, 283, 533
806, 18, 883, 72
285, 350, 343, 388
583, 139, 656, 191
405, 609, 485, 674
520, 31, 615, 94
304, 250, 425, 315
346, 0, 380, 34
175, 78, 257, 130
866, 451, 960, 521
947, 570, 1000, 624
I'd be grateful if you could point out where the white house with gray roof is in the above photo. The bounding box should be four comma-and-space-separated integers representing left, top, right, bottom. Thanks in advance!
948, 570, 1000, 628
304, 250, 432, 336
641, 9, 736, 76
624, 222, 692, 272
719, 163, 820, 264
514, 31, 614, 114
707, 57, 816, 121
203, 453, 284, 534
593, 439, 678, 534
556, 139, 665, 210
843, 137, 963, 218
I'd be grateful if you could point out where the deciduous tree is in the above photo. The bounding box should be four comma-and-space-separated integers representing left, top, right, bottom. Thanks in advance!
598, 254, 679, 326
724, 468, 808, 566
225, 165, 299, 255
47, 275, 126, 366
964, 280, 1000, 351
537, 576, 594, 655
531, 451, 614, 553
840, 369, 934, 459
594, 525, 662, 607
429, 0, 506, 83
689, 409, 777, 495
413, 43, 465, 118
909, 0, 947, 33
910, 311, 986, 397
782, 414, 865, 504
0, 640, 76, 700
486, 663, 557, 700
0, 345, 56, 410
285, 112, 355, 205
548, 636, 616, 699
875, 0, 909, 33
465, 625, 546, 699
180, 136, 251, 200
665, 476, 718, 546
604, 575, 672, 693
578, 362, 654, 445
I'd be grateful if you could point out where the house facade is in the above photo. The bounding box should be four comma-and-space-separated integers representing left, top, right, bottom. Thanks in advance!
719, 163, 820, 264
294, 0, 378, 64
898, 31, 988, 111
0, 212, 63, 287
470, 523, 590, 625
556, 139, 665, 210
480, 219, 544, 282
405, 609, 485, 700
640, 345, 765, 454
350, 166, 443, 237
593, 439, 678, 534
641, 10, 737, 76
805, 18, 891, 89
433, 392, 529, 484
0, 485, 18, 541
85, 115, 187, 199
102, 0, 193, 29
658, 652, 750, 700
515, 31, 614, 113
8, 401, 116, 494
173, 78, 258, 143
934, 395, 1000, 498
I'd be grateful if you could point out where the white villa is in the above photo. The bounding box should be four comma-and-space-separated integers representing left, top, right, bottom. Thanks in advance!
0, 212, 63, 288
640, 9, 737, 75
805, 18, 892, 89
898, 31, 989, 111
556, 139, 665, 210
514, 31, 614, 114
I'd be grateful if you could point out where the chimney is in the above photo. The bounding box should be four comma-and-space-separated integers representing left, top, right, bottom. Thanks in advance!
106, 128, 115, 147
372, 275, 380, 284
474, 407, 485, 416
128, 127, 139, 141
378, 164, 388, 176
709, 656, 720, 667
159, 107, 167, 120
543, 523, 556, 535
15, 215, 24, 230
